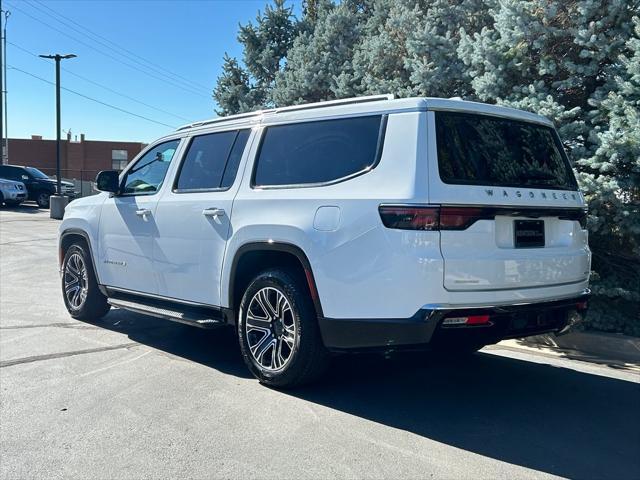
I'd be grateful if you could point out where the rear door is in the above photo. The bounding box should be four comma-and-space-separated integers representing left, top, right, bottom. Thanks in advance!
427, 110, 590, 292
153, 129, 251, 305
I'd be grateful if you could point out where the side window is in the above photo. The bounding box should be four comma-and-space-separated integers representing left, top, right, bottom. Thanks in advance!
175, 131, 235, 191
0, 166, 19, 181
122, 140, 179, 195
253, 115, 384, 187
175, 129, 250, 192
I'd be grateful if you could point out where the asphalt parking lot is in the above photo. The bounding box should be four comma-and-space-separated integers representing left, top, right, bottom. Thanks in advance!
1, 204, 639, 480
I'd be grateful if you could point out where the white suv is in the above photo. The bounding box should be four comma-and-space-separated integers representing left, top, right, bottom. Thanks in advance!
59, 95, 591, 387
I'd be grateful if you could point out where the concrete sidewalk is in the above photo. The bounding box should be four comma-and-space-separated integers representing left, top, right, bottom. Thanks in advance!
496, 331, 640, 373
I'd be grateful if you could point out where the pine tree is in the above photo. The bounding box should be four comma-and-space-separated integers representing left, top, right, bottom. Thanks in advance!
212, 54, 254, 116
213, 0, 298, 114
576, 16, 640, 314
271, 0, 371, 105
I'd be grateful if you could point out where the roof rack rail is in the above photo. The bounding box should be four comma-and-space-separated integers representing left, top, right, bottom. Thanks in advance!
175, 109, 274, 131
274, 94, 394, 114
175, 94, 395, 132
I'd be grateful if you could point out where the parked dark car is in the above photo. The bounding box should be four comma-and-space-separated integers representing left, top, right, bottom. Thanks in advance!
0, 165, 76, 208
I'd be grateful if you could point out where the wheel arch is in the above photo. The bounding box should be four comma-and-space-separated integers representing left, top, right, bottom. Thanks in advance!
227, 242, 324, 323
59, 228, 101, 284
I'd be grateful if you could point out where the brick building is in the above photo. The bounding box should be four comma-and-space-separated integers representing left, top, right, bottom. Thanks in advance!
6, 133, 146, 177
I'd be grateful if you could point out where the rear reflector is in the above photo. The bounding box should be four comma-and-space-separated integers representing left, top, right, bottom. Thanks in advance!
576, 301, 588, 311
442, 315, 490, 326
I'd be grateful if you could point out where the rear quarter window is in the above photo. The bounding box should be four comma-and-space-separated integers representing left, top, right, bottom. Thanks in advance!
253, 115, 385, 187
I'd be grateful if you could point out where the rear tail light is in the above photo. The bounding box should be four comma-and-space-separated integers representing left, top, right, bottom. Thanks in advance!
440, 207, 489, 230
442, 315, 490, 326
576, 300, 588, 311
378, 205, 491, 231
378, 206, 439, 230
379, 205, 588, 231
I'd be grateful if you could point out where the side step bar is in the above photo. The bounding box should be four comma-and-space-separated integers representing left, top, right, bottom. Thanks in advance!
107, 296, 227, 329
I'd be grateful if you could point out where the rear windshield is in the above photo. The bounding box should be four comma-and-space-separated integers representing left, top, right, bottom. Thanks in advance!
435, 111, 578, 190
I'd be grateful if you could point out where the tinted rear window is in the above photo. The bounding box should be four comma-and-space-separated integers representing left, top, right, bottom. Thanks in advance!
436, 112, 577, 190
253, 115, 384, 187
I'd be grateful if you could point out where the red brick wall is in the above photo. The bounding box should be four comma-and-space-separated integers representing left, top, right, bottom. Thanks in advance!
6, 136, 146, 175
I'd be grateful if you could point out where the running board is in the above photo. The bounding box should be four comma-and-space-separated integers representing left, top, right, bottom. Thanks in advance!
107, 296, 227, 329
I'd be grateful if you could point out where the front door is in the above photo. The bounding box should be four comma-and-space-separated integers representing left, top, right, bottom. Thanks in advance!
97, 139, 181, 294
153, 129, 251, 305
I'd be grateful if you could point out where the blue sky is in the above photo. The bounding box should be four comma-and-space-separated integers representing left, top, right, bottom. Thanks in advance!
4, 0, 300, 143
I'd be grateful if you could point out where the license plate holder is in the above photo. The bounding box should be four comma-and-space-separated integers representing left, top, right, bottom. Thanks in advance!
514, 220, 545, 248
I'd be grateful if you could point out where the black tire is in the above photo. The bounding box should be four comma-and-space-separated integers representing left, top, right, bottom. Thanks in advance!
238, 268, 329, 388
61, 242, 110, 320
36, 191, 50, 208
4, 200, 22, 207
0, 191, 4, 206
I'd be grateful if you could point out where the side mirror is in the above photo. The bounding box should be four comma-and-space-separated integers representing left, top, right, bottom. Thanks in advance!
95, 170, 120, 194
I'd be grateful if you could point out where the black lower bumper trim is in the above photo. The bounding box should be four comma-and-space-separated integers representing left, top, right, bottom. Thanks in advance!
318, 310, 439, 351
318, 293, 590, 351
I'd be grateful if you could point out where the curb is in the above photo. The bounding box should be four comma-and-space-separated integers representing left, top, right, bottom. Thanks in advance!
519, 331, 640, 364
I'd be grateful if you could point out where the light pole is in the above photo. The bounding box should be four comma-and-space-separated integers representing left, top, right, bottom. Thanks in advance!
0, 0, 6, 164
3, 9, 9, 164
39, 53, 76, 219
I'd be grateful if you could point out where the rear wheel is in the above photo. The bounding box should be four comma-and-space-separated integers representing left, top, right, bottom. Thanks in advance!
62, 243, 110, 320
36, 191, 50, 208
238, 268, 329, 388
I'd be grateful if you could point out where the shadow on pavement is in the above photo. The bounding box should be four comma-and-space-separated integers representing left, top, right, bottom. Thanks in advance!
91, 309, 640, 480
0, 203, 43, 214
92, 308, 252, 379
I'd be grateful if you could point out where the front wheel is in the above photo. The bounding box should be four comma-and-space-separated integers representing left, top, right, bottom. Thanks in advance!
62, 243, 110, 320
36, 191, 50, 208
238, 268, 329, 388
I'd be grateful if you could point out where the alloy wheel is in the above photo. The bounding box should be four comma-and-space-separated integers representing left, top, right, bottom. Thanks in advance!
64, 252, 88, 310
245, 287, 297, 371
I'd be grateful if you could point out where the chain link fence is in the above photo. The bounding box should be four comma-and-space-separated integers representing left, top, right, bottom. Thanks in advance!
35, 168, 102, 198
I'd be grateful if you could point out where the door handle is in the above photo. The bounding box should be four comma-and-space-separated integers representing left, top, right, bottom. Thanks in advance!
202, 207, 225, 218
135, 208, 151, 217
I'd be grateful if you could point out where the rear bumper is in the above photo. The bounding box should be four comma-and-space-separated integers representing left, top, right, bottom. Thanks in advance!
319, 289, 590, 351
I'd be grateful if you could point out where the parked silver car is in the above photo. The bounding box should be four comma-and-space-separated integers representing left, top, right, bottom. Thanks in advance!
0, 178, 28, 207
